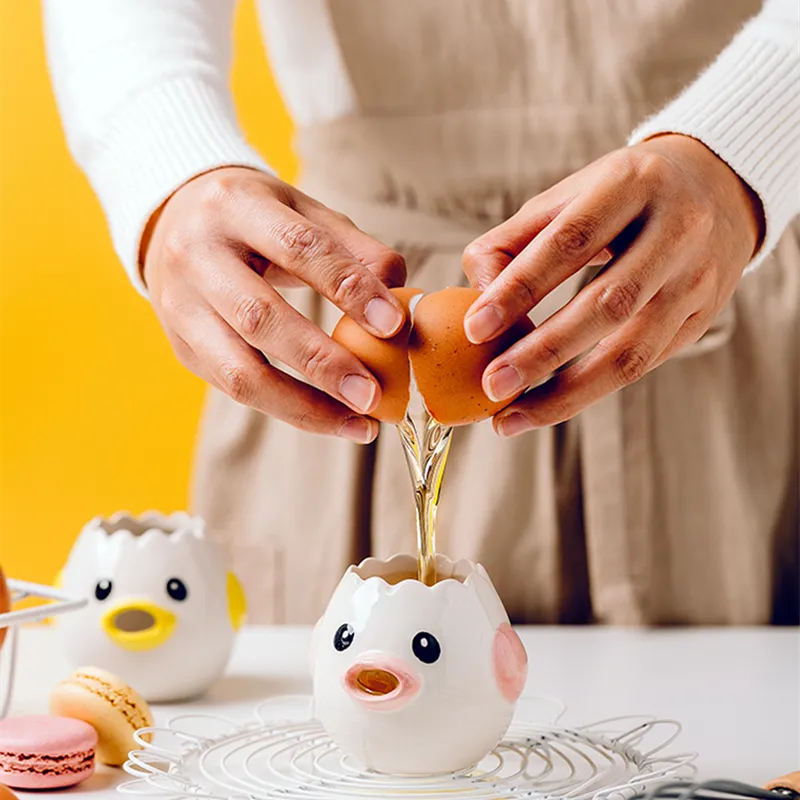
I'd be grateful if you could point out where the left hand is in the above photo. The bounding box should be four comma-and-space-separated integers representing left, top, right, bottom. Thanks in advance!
462, 134, 765, 437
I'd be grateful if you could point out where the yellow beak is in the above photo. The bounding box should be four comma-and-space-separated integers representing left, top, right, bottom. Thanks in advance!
101, 599, 177, 652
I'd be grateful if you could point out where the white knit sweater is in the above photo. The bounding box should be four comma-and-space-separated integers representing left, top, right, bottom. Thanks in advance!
43, 1, 800, 294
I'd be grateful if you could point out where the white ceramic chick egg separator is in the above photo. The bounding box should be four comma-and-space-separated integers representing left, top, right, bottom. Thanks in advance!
56, 511, 247, 703
312, 553, 528, 776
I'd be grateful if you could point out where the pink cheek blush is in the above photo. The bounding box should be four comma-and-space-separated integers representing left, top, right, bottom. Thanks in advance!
0, 715, 98, 790
492, 623, 528, 703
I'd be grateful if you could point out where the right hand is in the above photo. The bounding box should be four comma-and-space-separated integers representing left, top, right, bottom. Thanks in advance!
142, 167, 407, 443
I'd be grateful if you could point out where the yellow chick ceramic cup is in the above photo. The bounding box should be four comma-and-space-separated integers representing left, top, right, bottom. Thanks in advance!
56, 511, 246, 702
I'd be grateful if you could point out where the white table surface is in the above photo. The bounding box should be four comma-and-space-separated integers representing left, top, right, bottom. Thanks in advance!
4, 625, 799, 795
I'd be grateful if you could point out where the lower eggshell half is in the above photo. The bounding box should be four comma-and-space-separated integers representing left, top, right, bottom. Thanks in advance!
331, 287, 423, 423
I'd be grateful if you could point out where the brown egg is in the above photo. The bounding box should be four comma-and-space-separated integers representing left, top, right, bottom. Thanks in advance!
0, 567, 10, 652
333, 286, 533, 426
409, 287, 534, 425
332, 287, 424, 423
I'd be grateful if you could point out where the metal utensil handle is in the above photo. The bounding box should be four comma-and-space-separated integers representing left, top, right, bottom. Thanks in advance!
0, 578, 87, 718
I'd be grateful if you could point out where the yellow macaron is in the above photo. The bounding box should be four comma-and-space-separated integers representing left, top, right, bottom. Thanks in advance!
49, 667, 153, 767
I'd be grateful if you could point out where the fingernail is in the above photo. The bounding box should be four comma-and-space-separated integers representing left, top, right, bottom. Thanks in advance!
338, 416, 376, 444
365, 296, 404, 336
465, 304, 503, 343
340, 374, 377, 413
497, 412, 533, 438
486, 365, 524, 402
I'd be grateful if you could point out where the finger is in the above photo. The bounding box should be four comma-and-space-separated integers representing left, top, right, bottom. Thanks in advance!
462, 187, 571, 290
166, 329, 217, 386
651, 311, 710, 368
181, 306, 379, 443
464, 166, 647, 344
492, 284, 692, 436
296, 198, 407, 288
232, 192, 406, 337
188, 246, 385, 416
481, 220, 678, 402
235, 246, 306, 288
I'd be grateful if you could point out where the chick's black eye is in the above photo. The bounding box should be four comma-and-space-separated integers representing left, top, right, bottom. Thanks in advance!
412, 631, 441, 664
94, 580, 112, 601
166, 578, 188, 601
334, 623, 355, 652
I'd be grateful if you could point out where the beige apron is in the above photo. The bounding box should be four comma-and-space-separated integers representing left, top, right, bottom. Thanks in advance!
193, 0, 799, 625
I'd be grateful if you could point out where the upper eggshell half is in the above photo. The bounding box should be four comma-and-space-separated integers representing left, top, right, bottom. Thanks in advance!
409, 287, 534, 426
331, 287, 424, 424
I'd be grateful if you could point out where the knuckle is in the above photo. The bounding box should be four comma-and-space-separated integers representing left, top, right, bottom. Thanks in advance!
299, 338, 336, 383
463, 239, 490, 267
636, 151, 671, 188
331, 209, 356, 227
613, 342, 652, 386
234, 295, 276, 340
163, 228, 192, 262
157, 288, 182, 319
274, 221, 329, 260
290, 409, 323, 434
533, 336, 563, 374
199, 172, 237, 212
609, 148, 638, 181
329, 269, 365, 307
550, 216, 598, 259
690, 203, 715, 237
505, 270, 538, 308
218, 363, 254, 405
596, 278, 642, 325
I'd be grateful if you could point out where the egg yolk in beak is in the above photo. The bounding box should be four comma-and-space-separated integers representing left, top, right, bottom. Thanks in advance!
355, 668, 400, 696
101, 599, 177, 651
343, 657, 421, 710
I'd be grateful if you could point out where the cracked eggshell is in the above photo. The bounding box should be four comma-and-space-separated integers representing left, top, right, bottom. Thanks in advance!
332, 287, 423, 423
333, 286, 534, 427
409, 287, 534, 426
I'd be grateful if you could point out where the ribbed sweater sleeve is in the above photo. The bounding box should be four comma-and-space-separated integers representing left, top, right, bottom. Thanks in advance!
43, 0, 273, 295
630, 0, 800, 272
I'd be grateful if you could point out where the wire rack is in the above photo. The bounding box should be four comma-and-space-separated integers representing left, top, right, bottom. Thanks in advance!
121, 695, 698, 799
0, 578, 88, 718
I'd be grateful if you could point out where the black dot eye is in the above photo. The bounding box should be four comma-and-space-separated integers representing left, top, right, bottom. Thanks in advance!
94, 580, 112, 601
333, 623, 355, 651
412, 631, 441, 664
166, 578, 188, 601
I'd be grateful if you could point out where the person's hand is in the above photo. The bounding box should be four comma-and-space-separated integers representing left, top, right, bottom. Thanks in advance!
462, 134, 765, 437
142, 167, 407, 443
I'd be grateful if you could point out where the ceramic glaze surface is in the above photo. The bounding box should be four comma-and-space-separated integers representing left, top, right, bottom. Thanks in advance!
56, 512, 244, 702
312, 554, 528, 775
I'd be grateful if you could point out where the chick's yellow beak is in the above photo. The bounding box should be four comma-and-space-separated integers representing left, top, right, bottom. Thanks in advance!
101, 599, 177, 651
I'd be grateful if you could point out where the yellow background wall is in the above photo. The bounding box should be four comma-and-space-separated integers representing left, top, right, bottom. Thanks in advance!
0, 1, 296, 585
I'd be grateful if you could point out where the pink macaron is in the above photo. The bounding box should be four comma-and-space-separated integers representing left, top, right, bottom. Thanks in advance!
0, 715, 97, 789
